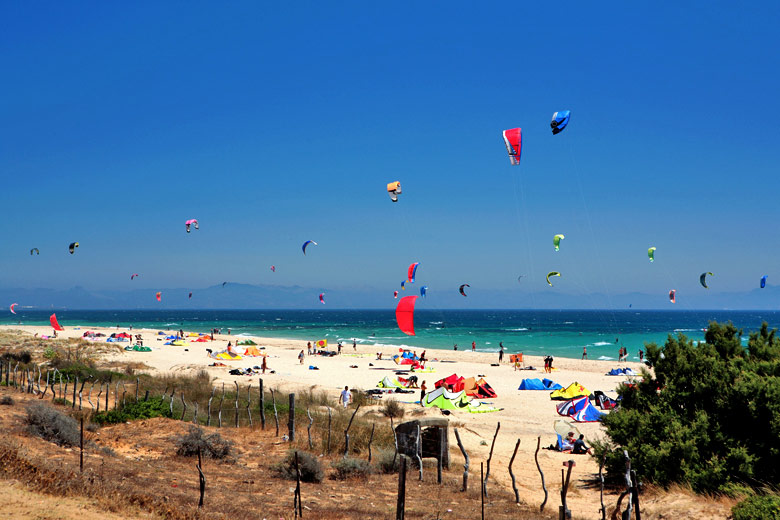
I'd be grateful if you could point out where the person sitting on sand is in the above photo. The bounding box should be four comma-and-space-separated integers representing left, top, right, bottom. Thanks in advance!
559, 431, 575, 451
227, 341, 236, 355
376, 352, 383, 360
572, 434, 593, 455
298, 350, 304, 364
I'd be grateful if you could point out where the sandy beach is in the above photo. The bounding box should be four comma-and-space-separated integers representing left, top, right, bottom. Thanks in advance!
1, 322, 650, 513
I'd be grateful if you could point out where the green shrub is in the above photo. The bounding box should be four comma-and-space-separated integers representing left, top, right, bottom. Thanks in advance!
602, 322, 780, 493
25, 402, 80, 447
732, 494, 780, 520
92, 397, 171, 424
175, 426, 233, 460
275, 450, 323, 483
331, 456, 372, 480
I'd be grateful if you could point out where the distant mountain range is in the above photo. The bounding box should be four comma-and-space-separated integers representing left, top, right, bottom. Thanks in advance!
1, 282, 778, 310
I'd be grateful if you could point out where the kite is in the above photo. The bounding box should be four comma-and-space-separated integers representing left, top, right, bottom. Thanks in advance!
553, 234, 565, 251
648, 247, 656, 262
420, 286, 427, 298
551, 110, 571, 135
761, 275, 768, 289
156, 292, 162, 302
395, 295, 418, 336
30, 248, 39, 255
669, 290, 676, 303
131, 273, 139, 280
188, 292, 193, 299
68, 242, 79, 254
502, 128, 522, 165
222, 282, 228, 288
185, 219, 199, 233
387, 181, 402, 202
394, 291, 398, 299
10, 303, 17, 314
517, 275, 525, 283
270, 266, 275, 272
699, 272, 713, 289
50, 313, 64, 331
302, 240, 317, 255
459, 284, 470, 297
319, 293, 325, 304
407, 262, 420, 283
400, 281, 406, 290
546, 271, 561, 286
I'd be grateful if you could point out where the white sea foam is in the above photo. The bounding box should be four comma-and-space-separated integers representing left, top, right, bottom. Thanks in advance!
504, 328, 529, 331
598, 356, 615, 360
592, 341, 611, 346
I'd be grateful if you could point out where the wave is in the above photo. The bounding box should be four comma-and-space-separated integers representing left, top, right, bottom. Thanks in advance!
504, 328, 529, 331
429, 321, 443, 325
598, 356, 615, 360
592, 341, 612, 346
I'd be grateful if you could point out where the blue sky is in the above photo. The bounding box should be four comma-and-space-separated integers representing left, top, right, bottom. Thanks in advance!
1, 3, 779, 307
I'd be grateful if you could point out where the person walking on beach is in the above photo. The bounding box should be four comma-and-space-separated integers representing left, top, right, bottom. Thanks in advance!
471, 341, 476, 352
337, 342, 342, 355
261, 355, 268, 374
298, 350, 304, 364
420, 380, 427, 406
582, 346, 588, 360
352, 339, 357, 351
307, 341, 312, 355
499, 342, 504, 363
339, 386, 352, 408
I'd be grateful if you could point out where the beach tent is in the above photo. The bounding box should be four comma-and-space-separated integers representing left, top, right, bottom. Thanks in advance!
212, 351, 242, 360
422, 387, 500, 413
243, 346, 264, 357
550, 382, 591, 401
377, 376, 404, 389
556, 396, 605, 422
519, 378, 563, 391
238, 339, 257, 346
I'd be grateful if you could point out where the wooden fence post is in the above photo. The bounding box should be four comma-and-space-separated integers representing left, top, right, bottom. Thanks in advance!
599, 453, 607, 520
271, 389, 279, 436
180, 393, 187, 421
135, 377, 139, 401
234, 381, 240, 428
326, 406, 332, 454
509, 438, 521, 503
207, 386, 215, 426
480, 462, 485, 520
288, 393, 295, 441
294, 451, 303, 519
307, 409, 314, 449
79, 416, 84, 473
259, 378, 266, 429
72, 376, 77, 409
560, 460, 574, 520
483, 422, 500, 498
197, 447, 205, 508
343, 405, 360, 457
455, 428, 469, 492
535, 436, 548, 512
218, 383, 225, 428
169, 387, 176, 416
396, 456, 407, 520
246, 384, 253, 427
631, 469, 641, 520
367, 423, 375, 463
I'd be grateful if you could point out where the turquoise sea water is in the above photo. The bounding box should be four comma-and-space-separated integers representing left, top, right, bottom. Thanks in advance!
3, 309, 778, 362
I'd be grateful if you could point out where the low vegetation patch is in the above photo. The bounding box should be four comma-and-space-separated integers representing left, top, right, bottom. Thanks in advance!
175, 426, 233, 460
380, 399, 405, 419
375, 448, 399, 474
275, 450, 324, 483
732, 494, 780, 520
25, 402, 80, 447
331, 456, 373, 480
0, 395, 14, 406
92, 397, 171, 424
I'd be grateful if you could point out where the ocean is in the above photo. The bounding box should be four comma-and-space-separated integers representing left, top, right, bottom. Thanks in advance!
4, 309, 779, 361
0, 309, 780, 360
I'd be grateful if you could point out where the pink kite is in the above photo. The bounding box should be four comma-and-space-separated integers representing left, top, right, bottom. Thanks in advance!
393, 291, 398, 299
319, 293, 325, 304
131, 273, 139, 280
50, 313, 64, 331
270, 265, 275, 272
156, 292, 162, 302
10, 303, 18, 314
502, 128, 522, 165
395, 295, 418, 336
185, 219, 199, 233
407, 262, 420, 283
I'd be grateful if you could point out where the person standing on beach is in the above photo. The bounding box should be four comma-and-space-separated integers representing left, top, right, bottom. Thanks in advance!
420, 380, 427, 406
298, 350, 304, 364
499, 342, 504, 363
352, 339, 357, 351
261, 355, 268, 374
337, 342, 342, 355
582, 346, 588, 360
339, 386, 352, 408
307, 342, 312, 355
471, 341, 476, 352
639, 349, 644, 362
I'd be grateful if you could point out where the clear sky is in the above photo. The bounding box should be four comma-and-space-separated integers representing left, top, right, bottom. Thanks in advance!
1, 3, 779, 307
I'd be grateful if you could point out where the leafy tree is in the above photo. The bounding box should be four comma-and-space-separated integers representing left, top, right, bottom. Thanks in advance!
600, 322, 780, 493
